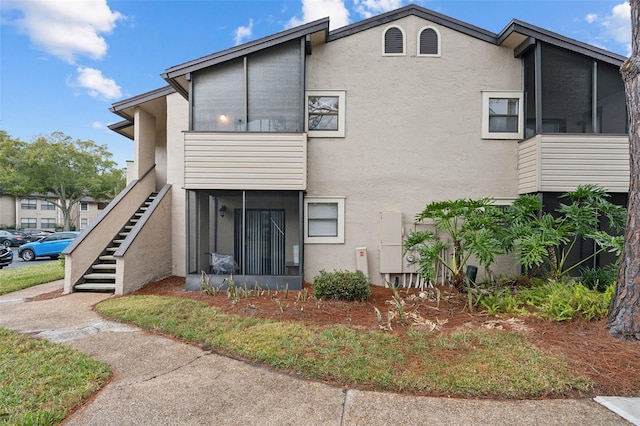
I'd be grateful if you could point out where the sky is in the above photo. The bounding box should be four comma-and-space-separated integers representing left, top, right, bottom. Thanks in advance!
0, 0, 633, 169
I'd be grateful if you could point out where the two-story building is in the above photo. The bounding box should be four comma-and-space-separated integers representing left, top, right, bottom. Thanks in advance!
0, 194, 106, 232
63, 4, 628, 294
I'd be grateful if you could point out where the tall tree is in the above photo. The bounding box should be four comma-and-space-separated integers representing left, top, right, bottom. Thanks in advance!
0, 131, 125, 231
607, 0, 640, 340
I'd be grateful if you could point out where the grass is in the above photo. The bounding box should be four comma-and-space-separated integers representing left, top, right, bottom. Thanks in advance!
0, 260, 64, 296
96, 295, 591, 398
0, 327, 111, 425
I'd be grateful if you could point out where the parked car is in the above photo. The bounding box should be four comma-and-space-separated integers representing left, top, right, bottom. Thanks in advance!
0, 230, 27, 247
0, 244, 13, 268
23, 229, 54, 242
18, 231, 80, 261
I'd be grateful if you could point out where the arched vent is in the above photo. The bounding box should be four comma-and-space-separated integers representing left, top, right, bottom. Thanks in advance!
384, 27, 404, 55
419, 28, 439, 55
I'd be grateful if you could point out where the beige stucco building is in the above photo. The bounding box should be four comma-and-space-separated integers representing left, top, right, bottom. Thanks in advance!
0, 194, 105, 232
63, 5, 629, 294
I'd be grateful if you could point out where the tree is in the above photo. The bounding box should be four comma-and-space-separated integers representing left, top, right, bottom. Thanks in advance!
0, 131, 126, 231
608, 0, 640, 340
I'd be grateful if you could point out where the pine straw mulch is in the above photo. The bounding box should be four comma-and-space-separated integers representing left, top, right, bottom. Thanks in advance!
31, 276, 640, 397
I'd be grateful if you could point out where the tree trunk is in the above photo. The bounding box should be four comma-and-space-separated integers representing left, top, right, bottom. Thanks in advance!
607, 0, 640, 340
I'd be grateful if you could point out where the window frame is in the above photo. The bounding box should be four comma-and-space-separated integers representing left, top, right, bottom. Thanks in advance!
80, 202, 88, 211
481, 91, 524, 140
41, 200, 55, 210
417, 26, 441, 57
21, 199, 37, 210
305, 90, 346, 138
21, 218, 37, 229
41, 218, 56, 229
382, 25, 406, 56
304, 196, 345, 244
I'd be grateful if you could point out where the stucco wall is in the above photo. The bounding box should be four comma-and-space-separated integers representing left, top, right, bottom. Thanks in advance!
304, 15, 522, 284
166, 93, 189, 276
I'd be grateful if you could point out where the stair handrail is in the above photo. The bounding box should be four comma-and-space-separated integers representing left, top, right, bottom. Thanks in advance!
63, 164, 156, 255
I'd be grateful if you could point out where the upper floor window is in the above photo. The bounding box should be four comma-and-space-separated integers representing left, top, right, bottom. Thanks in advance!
482, 91, 524, 139
21, 199, 36, 210
41, 200, 55, 210
418, 27, 440, 56
192, 39, 303, 133
80, 202, 88, 211
383, 26, 405, 56
305, 91, 346, 137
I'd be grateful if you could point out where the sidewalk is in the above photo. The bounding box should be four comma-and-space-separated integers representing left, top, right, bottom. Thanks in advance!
0, 281, 637, 425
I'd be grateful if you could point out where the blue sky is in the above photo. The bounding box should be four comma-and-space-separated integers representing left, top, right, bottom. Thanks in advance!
0, 0, 632, 168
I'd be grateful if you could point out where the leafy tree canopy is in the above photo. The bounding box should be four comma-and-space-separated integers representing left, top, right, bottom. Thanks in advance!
0, 131, 125, 230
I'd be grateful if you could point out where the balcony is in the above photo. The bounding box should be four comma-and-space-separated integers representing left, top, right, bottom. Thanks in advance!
517, 134, 629, 194
184, 132, 307, 190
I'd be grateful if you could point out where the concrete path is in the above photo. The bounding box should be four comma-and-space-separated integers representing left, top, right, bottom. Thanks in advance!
0, 281, 637, 425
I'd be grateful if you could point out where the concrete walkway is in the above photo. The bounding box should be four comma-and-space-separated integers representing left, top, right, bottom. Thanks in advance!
0, 281, 637, 425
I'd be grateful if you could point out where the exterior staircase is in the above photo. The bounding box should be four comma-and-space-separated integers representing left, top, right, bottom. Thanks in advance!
74, 193, 158, 292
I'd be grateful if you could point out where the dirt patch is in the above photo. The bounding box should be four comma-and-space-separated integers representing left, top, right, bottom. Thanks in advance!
130, 276, 640, 397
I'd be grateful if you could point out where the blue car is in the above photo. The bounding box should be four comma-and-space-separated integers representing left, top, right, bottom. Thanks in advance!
18, 231, 80, 261
0, 244, 12, 268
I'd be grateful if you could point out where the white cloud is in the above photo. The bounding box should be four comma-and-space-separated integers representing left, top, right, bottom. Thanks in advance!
287, 0, 350, 30
585, 13, 598, 24
234, 19, 254, 45
586, 2, 631, 55
92, 121, 105, 130
2, 0, 123, 63
73, 67, 122, 100
354, 0, 404, 19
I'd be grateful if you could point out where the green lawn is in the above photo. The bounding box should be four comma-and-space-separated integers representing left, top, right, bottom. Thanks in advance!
96, 295, 591, 398
0, 261, 64, 295
0, 327, 111, 425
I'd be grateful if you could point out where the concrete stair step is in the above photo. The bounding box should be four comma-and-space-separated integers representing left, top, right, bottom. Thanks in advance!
74, 283, 115, 292
92, 264, 116, 271
99, 255, 115, 261
83, 273, 116, 280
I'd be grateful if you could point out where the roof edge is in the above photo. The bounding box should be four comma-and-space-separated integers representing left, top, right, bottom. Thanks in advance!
163, 17, 330, 79
328, 4, 497, 44
498, 19, 627, 65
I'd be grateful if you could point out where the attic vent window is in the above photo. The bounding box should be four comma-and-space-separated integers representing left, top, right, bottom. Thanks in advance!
383, 26, 405, 56
418, 27, 440, 56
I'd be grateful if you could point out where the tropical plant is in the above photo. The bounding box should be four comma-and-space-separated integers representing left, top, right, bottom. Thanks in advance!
503, 185, 625, 280
403, 198, 505, 288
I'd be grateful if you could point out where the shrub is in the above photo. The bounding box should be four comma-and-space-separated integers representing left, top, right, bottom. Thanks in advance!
579, 265, 617, 292
313, 269, 372, 301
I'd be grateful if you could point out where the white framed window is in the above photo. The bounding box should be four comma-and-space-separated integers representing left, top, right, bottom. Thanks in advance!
417, 26, 441, 57
21, 199, 36, 210
304, 197, 345, 244
41, 200, 55, 210
382, 25, 405, 56
80, 218, 89, 229
482, 91, 524, 139
305, 91, 346, 137
80, 202, 88, 211
21, 218, 37, 229
41, 218, 56, 229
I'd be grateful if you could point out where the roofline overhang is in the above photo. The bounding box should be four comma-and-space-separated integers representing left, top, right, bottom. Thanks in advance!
107, 119, 134, 140
109, 85, 176, 121
498, 19, 627, 66
328, 4, 496, 44
161, 17, 330, 84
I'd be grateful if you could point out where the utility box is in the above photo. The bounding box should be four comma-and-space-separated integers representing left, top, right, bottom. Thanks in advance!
379, 211, 403, 273
356, 247, 369, 277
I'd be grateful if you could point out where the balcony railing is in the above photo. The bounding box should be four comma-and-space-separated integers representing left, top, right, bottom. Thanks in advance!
184, 132, 307, 190
517, 134, 629, 194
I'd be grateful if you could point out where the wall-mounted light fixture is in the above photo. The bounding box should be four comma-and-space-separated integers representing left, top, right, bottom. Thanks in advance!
219, 114, 228, 122
218, 205, 227, 218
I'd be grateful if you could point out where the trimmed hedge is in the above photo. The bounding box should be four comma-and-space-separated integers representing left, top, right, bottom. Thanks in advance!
313, 269, 372, 301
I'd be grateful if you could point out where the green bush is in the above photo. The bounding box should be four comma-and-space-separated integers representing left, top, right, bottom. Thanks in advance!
313, 269, 372, 301
579, 265, 617, 292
